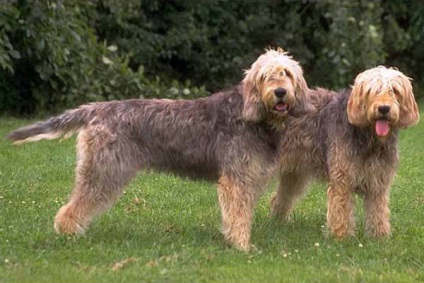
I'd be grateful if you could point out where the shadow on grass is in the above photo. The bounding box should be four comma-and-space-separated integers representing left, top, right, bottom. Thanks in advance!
30, 217, 224, 254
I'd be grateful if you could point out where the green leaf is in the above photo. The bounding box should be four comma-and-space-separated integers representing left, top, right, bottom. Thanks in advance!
9, 50, 20, 59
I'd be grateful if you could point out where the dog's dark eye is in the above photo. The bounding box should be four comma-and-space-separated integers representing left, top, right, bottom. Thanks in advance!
285, 71, 294, 80
392, 89, 401, 97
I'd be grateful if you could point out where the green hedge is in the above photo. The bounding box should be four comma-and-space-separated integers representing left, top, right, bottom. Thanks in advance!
93, 0, 424, 93
0, 0, 423, 115
0, 1, 207, 115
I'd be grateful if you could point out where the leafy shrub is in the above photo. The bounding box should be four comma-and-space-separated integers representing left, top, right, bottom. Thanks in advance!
0, 0, 422, 115
94, 0, 424, 95
0, 1, 207, 115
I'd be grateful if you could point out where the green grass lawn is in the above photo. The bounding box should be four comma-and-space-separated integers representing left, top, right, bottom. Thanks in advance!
0, 104, 423, 283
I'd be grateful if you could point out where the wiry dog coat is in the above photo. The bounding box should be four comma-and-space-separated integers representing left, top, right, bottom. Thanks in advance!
271, 66, 419, 238
7, 48, 314, 251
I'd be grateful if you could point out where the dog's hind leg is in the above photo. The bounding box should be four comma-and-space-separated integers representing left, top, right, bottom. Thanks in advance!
270, 171, 311, 221
54, 129, 139, 234
217, 175, 260, 251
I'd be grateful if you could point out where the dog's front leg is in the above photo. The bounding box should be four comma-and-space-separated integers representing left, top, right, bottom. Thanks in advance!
217, 176, 259, 251
363, 188, 391, 238
326, 178, 356, 238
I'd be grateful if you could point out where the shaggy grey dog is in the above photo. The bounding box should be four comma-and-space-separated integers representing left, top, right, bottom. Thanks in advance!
7, 48, 314, 251
270, 66, 419, 238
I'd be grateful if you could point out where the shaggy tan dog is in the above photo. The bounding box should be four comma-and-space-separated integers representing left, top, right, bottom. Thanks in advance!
7, 48, 314, 251
271, 66, 419, 238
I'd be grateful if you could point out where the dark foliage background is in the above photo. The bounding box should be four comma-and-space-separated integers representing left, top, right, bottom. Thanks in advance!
0, 0, 423, 115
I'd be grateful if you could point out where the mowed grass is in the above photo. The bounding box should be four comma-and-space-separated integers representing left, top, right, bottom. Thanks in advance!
0, 102, 423, 283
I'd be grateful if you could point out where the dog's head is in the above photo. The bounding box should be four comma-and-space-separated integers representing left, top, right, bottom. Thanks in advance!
348, 66, 419, 139
242, 48, 314, 129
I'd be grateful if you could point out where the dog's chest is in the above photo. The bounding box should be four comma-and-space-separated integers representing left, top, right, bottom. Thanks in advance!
279, 138, 323, 173
347, 145, 399, 190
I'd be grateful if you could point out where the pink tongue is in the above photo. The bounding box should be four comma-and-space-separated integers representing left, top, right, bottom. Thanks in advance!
275, 103, 287, 111
375, 120, 390, 136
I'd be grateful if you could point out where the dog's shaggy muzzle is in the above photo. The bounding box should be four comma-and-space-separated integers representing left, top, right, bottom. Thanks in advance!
271, 89, 290, 117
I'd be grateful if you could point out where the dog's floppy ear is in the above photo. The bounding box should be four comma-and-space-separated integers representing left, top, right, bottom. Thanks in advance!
396, 75, 420, 128
242, 67, 266, 123
347, 75, 369, 127
291, 72, 315, 116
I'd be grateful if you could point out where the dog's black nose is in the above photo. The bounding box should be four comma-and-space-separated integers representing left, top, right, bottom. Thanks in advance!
274, 88, 287, 98
378, 105, 391, 115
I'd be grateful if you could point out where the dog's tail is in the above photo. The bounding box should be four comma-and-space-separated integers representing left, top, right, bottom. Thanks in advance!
6, 104, 96, 145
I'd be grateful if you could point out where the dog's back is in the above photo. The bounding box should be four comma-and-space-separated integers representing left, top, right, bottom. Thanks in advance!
7, 86, 280, 181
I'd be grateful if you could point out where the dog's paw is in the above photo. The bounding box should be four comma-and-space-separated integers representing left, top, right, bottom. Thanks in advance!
54, 205, 86, 235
